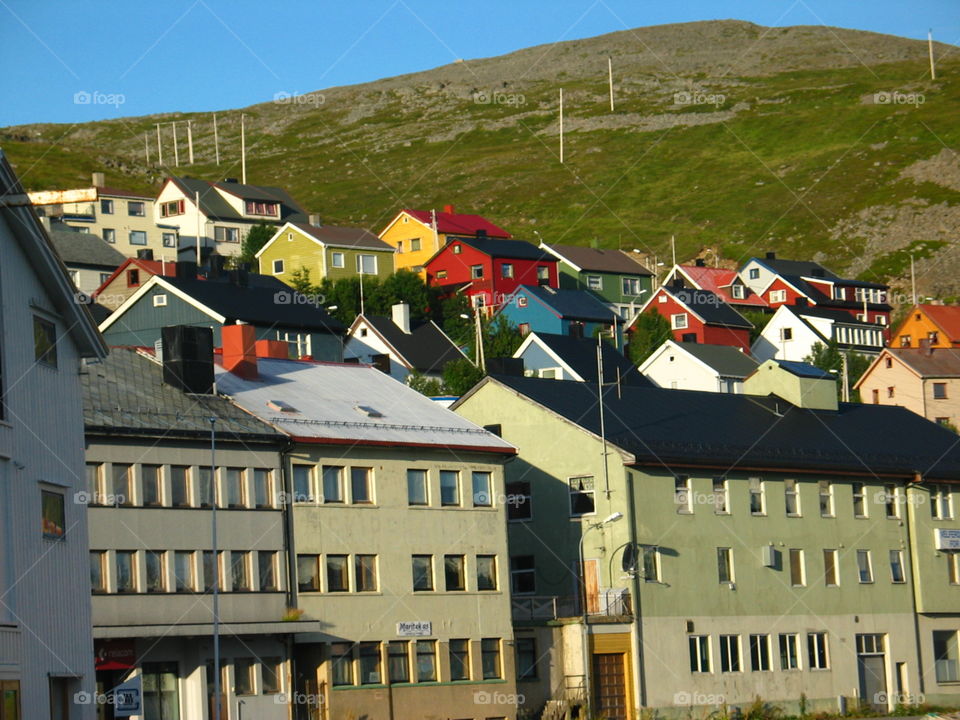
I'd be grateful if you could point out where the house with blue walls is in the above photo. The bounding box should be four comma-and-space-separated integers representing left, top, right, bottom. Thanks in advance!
98, 265, 344, 360
497, 284, 625, 346
513, 331, 650, 384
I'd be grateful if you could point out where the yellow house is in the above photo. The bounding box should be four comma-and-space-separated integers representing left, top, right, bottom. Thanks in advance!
378, 204, 511, 275
890, 304, 960, 348
256, 221, 395, 283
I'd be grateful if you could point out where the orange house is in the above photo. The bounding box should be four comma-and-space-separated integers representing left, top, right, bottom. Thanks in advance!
890, 304, 960, 348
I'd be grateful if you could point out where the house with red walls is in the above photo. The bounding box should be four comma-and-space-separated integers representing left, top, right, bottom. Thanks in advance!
632, 281, 753, 351
424, 236, 558, 313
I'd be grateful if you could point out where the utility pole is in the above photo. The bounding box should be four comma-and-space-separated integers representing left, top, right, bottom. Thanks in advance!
172, 122, 179, 166
608, 56, 615, 112
156, 124, 163, 166
241, 114, 247, 184
559, 89, 564, 164
144, 133, 149, 164
670, 235, 676, 266
928, 30, 936, 80
213, 113, 220, 165
187, 120, 194, 164
841, 352, 850, 403
910, 254, 917, 305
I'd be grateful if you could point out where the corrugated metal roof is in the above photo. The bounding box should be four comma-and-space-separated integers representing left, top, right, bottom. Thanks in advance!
215, 359, 515, 452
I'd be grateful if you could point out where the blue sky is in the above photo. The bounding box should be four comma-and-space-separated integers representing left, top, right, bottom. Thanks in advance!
0, 0, 956, 127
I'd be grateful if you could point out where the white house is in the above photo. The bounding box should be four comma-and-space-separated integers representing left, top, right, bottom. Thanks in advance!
0, 150, 108, 719
513, 331, 647, 384
639, 339, 759, 393
753, 304, 885, 363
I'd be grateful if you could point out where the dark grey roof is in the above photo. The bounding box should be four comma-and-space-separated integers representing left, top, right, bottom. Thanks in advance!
889, 348, 960, 378
545, 244, 652, 276
669, 288, 753, 328
521, 285, 622, 323
675, 342, 759, 377
49, 229, 126, 269
757, 257, 840, 281
82, 347, 282, 440
291, 223, 392, 251
453, 236, 553, 261
485, 375, 960, 480
170, 176, 308, 224
776, 360, 834, 379
363, 315, 464, 373
160, 275, 344, 333
526, 333, 651, 385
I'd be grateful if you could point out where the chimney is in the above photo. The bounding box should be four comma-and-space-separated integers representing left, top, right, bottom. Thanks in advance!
795, 297, 808, 307
695, 258, 705, 267
176, 260, 198, 280
207, 254, 227, 279
161, 326, 214, 394
137, 249, 154, 261
222, 323, 258, 379
223, 177, 238, 184
765, 251, 776, 260
308, 213, 321, 227
392, 302, 411, 334
443, 204, 455, 214
476, 229, 487, 239
91, 172, 105, 187
672, 277, 685, 290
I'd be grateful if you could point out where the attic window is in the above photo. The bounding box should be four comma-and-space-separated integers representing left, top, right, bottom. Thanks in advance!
354, 405, 383, 418
403, 216, 409, 223
267, 400, 298, 413
245, 201, 279, 217
153, 295, 168, 307
731, 285, 745, 299
453, 245, 462, 254
127, 269, 140, 287
287, 233, 294, 241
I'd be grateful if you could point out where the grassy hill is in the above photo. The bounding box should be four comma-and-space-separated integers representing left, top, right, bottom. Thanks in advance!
2, 20, 957, 300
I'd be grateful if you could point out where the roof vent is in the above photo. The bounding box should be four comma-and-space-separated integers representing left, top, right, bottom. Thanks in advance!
766, 252, 776, 260
694, 259, 705, 267
223, 177, 238, 184
267, 399, 298, 413
354, 405, 383, 418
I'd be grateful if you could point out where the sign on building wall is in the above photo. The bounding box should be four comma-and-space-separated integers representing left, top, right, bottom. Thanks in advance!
935, 528, 960, 551
113, 675, 142, 718
397, 621, 432, 637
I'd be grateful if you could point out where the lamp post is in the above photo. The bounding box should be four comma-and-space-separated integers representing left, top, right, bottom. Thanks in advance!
459, 309, 485, 371
578, 511, 623, 716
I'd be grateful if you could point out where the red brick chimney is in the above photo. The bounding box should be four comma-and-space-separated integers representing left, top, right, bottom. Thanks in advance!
222, 323, 258, 379
443, 204, 455, 214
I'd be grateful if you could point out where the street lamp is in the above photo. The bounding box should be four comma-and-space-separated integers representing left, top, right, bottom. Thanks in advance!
578, 511, 623, 716
460, 309, 485, 371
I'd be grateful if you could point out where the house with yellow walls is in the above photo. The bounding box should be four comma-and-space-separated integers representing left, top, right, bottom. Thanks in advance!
890, 304, 960, 348
256, 221, 395, 284
378, 204, 511, 274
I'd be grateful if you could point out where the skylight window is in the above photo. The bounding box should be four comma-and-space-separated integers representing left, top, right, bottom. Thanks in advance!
354, 405, 383, 418
267, 400, 298, 413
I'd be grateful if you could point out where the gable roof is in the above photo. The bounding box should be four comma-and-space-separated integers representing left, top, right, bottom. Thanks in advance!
670, 341, 759, 377
0, 150, 106, 358
256, 221, 392, 259
215, 358, 515, 453
82, 347, 281, 440
887, 348, 960, 378
516, 332, 651, 385
49, 228, 126, 269
663, 287, 753, 329
917, 304, 960, 340
357, 315, 467, 373
752, 256, 841, 281
167, 176, 308, 224
448, 236, 552, 262
398, 209, 511, 238
542, 244, 652, 276
518, 285, 622, 323
674, 264, 767, 307
96, 185, 153, 200
93, 257, 177, 298
468, 375, 960, 479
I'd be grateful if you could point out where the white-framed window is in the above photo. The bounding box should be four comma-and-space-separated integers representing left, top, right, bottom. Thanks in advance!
749, 477, 765, 515
889, 549, 905, 583
128, 230, 147, 246
671, 313, 688, 330
819, 480, 834, 517
884, 483, 901, 518
780, 327, 793, 341
162, 232, 177, 247
214, 226, 240, 243
517, 295, 528, 308
470, 264, 484, 279
100, 198, 114, 214
658, 294, 667, 303
713, 477, 728, 514
688, 635, 711, 673
784, 478, 800, 516
857, 549, 874, 583
622, 277, 643, 295
719, 635, 741, 672
272, 259, 284, 275
675, 476, 692, 514
779, 634, 800, 670
769, 289, 787, 303
587, 275, 602, 290
153, 295, 168, 307
356, 254, 377, 275
731, 284, 745, 299
808, 632, 829, 669
931, 485, 953, 520
569, 476, 595, 517
102, 228, 116, 243
501, 263, 514, 279
749, 268, 760, 280
641, 545, 660, 582
127, 200, 146, 217
853, 482, 867, 518
749, 634, 771, 671
933, 630, 959, 683
717, 547, 734, 583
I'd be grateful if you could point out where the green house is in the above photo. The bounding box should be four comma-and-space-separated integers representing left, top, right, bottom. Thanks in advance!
256, 221, 396, 283
541, 242, 654, 319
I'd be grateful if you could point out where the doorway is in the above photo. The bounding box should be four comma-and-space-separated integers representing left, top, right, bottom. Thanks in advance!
593, 653, 627, 720
856, 634, 887, 711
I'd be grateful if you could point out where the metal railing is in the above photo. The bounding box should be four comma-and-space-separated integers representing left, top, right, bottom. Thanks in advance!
511, 588, 632, 621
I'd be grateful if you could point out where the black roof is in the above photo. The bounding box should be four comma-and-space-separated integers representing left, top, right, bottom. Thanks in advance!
758, 257, 841, 280
82, 347, 282, 440
363, 315, 464, 373
485, 375, 960, 479
673, 342, 759, 377
169, 176, 309, 225
161, 275, 344, 334
669, 288, 753, 328
453, 236, 554, 261
49, 228, 125, 269
776, 360, 834, 379
521, 285, 622, 323
525, 333, 651, 386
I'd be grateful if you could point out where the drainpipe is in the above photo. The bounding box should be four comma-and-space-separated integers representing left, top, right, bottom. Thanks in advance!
626, 471, 647, 709
905, 472, 926, 695
280, 437, 299, 720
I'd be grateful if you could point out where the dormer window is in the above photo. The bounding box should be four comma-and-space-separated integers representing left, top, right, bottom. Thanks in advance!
731, 285, 745, 299
245, 200, 280, 217
160, 199, 185, 217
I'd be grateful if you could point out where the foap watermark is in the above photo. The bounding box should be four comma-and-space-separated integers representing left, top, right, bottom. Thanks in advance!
473, 90, 526, 107
273, 91, 326, 107
874, 91, 925, 106
674, 90, 726, 107
73, 691, 128, 707
74, 490, 126, 506
74, 90, 126, 109
673, 691, 726, 706
874, 691, 924, 706
274, 691, 324, 706
273, 290, 326, 306
873, 489, 925, 506
474, 690, 524, 706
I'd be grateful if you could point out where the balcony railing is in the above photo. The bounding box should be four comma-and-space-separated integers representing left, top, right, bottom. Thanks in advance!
512, 589, 632, 622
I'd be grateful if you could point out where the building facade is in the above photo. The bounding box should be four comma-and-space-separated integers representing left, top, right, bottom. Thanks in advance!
891, 304, 960, 349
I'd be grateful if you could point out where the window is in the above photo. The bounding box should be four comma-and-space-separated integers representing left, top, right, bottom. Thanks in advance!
127, 200, 145, 216
152, 294, 167, 307
823, 549, 839, 587
174, 551, 194, 592
326, 555, 349, 592
934, 383, 948, 399
102, 228, 116, 243
322, 466, 344, 503
769, 289, 787, 303
33, 316, 57, 367
359, 642, 382, 684
410, 238, 421, 252
857, 550, 873, 583
887, 386, 895, 398
444, 554, 465, 591
749, 634, 771, 671
510, 555, 535, 594
819, 480, 834, 517
159, 199, 183, 217
784, 479, 800, 516
356, 254, 377, 274
481, 639, 502, 679
469, 264, 484, 280
537, 265, 550, 282
293, 465, 314, 503
224, 468, 244, 508
412, 555, 433, 591
779, 634, 800, 670
100, 198, 114, 214
416, 640, 437, 682
506, 481, 531, 521
675, 476, 692, 514
110, 463, 132, 506
789, 549, 805, 586
198, 467, 213, 508
440, 470, 460, 506
388, 642, 410, 683
86, 463, 103, 504
41, 490, 65, 539
853, 482, 867, 518
889, 550, 905, 583
146, 551, 166, 592
948, 552, 959, 585
749, 477, 765, 515
297, 554, 320, 592
477, 555, 497, 591
501, 263, 514, 279
214, 226, 240, 243
171, 466, 191, 507
203, 551, 221, 592
90, 551, 106, 592
259, 551, 278, 591
934, 631, 959, 683
449, 639, 470, 681
807, 633, 829, 669
407, 469, 428, 506
749, 268, 760, 279
272, 259, 284, 274
473, 471, 492, 506
331, 252, 345, 268
900, 335, 912, 347
731, 284, 745, 299
885, 484, 900, 518
516, 637, 538, 679
932, 485, 953, 519
355, 555, 377, 592
261, 658, 282, 694
162, 232, 177, 247
717, 548, 733, 584
244, 200, 279, 216
713, 478, 728, 514
116, 550, 136, 592
128, 230, 147, 245
253, 469, 272, 508
435, 269, 447, 280
569, 475, 595, 516
230, 659, 254, 696
332, 643, 353, 686
671, 313, 688, 330
720, 635, 741, 672
231, 551, 251, 591
351, 467, 372, 504
587, 275, 602, 290
642, 546, 660, 582
622, 277, 643, 295
689, 635, 711, 673
780, 327, 793, 341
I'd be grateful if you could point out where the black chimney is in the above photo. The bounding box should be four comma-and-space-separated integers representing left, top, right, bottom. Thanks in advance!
695, 258, 705, 267
176, 260, 198, 280
766, 251, 777, 260
137, 249, 154, 261
161, 326, 214, 394
476, 229, 487, 239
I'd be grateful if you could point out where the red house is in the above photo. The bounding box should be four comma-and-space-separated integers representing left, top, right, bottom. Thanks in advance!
632, 283, 753, 351
425, 236, 558, 313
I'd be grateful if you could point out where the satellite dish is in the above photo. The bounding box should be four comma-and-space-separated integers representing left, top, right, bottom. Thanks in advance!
621, 543, 638, 574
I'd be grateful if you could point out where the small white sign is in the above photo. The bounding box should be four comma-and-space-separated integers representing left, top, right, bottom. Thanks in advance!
113, 676, 142, 718
397, 621, 432, 637
935, 528, 960, 551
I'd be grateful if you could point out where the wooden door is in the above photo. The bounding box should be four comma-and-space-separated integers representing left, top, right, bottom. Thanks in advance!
593, 653, 628, 720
